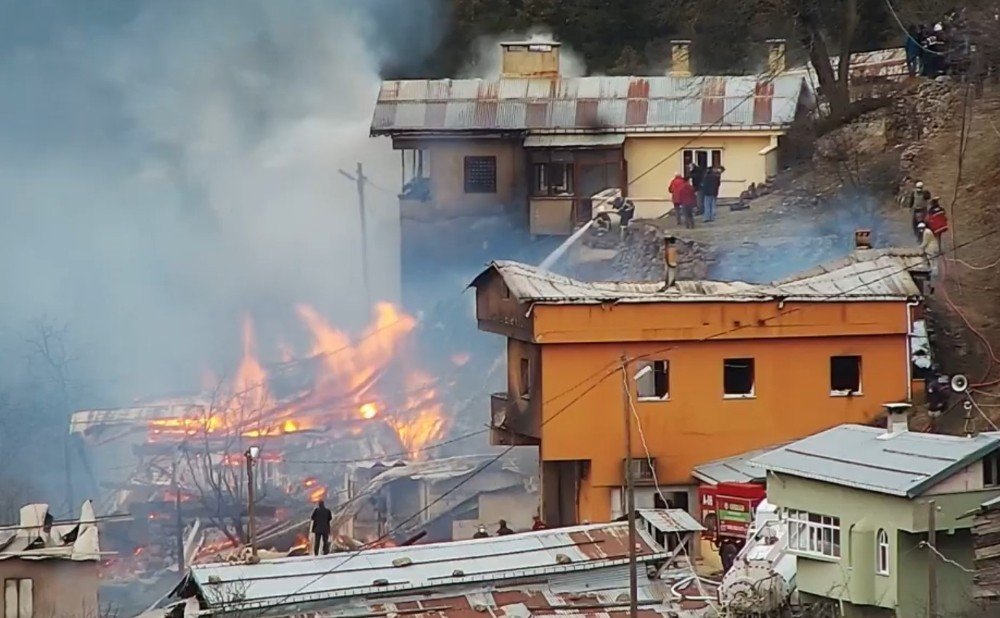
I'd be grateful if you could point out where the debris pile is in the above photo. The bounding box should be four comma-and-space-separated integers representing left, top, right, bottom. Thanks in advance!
612, 222, 714, 281
889, 78, 964, 178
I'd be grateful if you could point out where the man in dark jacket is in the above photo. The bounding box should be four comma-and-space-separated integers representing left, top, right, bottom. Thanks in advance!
310, 500, 333, 556
701, 167, 723, 222
688, 163, 706, 215
496, 519, 515, 536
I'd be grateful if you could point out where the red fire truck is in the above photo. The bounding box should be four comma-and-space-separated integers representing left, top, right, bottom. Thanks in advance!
698, 482, 766, 572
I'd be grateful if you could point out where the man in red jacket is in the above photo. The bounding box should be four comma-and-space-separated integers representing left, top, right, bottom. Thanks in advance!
668, 173, 687, 225
674, 177, 696, 229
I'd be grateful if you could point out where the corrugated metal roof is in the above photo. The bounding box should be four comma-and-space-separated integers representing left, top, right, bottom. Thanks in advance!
188, 517, 689, 615
523, 134, 626, 148
0, 502, 100, 562
371, 74, 808, 135
634, 509, 704, 533
691, 446, 782, 485
471, 249, 923, 306
752, 425, 1000, 498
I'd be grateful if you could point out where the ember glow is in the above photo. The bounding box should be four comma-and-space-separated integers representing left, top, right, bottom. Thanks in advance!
145, 302, 448, 458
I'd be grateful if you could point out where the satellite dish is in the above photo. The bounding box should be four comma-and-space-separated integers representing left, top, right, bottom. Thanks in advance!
951, 374, 969, 393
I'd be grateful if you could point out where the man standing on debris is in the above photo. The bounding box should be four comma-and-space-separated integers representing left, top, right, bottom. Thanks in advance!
310, 500, 333, 556
473, 524, 489, 539
701, 166, 723, 223
531, 515, 547, 531
496, 519, 515, 536
676, 177, 696, 229
688, 162, 706, 216
668, 173, 687, 225
918, 222, 941, 277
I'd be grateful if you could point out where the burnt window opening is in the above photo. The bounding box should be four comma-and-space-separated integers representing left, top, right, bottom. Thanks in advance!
723, 358, 755, 397
500, 280, 510, 299
984, 452, 1000, 487
532, 162, 574, 196
636, 360, 669, 400
519, 357, 531, 399
830, 356, 862, 395
464, 156, 497, 194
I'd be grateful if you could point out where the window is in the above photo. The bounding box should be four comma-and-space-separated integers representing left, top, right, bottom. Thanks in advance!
723, 358, 755, 397
682, 148, 722, 173
4, 579, 33, 618
500, 280, 510, 299
876, 529, 890, 575
786, 509, 841, 559
532, 162, 574, 196
636, 360, 670, 401
984, 452, 1000, 487
830, 356, 862, 395
463, 156, 497, 193
519, 357, 531, 399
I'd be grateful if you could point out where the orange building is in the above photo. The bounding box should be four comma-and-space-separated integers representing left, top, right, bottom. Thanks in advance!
471, 248, 930, 526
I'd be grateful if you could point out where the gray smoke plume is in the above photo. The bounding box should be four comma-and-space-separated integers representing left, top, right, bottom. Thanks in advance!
0, 0, 442, 408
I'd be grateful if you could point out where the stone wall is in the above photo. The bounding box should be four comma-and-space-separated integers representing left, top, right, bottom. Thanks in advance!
609, 222, 713, 282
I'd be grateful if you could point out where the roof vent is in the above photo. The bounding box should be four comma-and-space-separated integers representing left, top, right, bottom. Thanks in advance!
392, 557, 412, 568
878, 402, 911, 439
670, 40, 692, 77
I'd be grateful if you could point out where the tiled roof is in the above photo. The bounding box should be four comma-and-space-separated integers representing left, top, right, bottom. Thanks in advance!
371, 74, 808, 136
752, 426, 1000, 497
471, 248, 925, 305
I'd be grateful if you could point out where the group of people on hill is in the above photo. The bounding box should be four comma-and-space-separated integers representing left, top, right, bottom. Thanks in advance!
668, 163, 726, 229
906, 180, 949, 276
905, 9, 972, 77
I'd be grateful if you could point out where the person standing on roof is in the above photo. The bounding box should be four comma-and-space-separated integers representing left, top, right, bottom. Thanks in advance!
496, 519, 515, 536
310, 500, 333, 556
918, 222, 941, 277
473, 524, 489, 539
701, 166, 723, 223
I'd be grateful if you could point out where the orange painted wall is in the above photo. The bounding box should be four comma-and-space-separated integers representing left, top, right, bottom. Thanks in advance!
531, 300, 912, 523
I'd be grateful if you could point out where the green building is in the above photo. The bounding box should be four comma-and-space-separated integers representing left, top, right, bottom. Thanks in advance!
753, 406, 1000, 617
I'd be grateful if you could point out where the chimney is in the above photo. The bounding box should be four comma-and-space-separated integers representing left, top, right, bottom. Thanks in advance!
663, 236, 678, 288
878, 403, 912, 439
854, 229, 872, 249
669, 40, 692, 77
767, 39, 787, 74
501, 41, 560, 79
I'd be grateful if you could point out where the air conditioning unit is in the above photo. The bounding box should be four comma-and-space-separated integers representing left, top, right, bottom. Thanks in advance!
624, 458, 656, 485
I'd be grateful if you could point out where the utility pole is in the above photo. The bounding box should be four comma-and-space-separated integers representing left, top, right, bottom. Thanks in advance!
621, 354, 638, 618
927, 500, 937, 618
172, 460, 184, 573
338, 162, 371, 310
245, 446, 260, 563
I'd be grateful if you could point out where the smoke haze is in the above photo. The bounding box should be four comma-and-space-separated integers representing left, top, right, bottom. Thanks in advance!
0, 0, 440, 403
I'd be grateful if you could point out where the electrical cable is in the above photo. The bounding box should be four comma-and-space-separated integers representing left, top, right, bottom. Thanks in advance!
882, 0, 947, 56
226, 227, 1000, 615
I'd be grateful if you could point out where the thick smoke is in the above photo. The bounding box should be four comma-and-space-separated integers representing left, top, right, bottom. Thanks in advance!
0, 1, 440, 404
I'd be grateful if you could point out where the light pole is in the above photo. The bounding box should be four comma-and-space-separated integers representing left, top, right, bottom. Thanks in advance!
623, 358, 654, 618
245, 445, 261, 563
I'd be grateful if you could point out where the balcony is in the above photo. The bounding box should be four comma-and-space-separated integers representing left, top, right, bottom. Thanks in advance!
489, 392, 540, 447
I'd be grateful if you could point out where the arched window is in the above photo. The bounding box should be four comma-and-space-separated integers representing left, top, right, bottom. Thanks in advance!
876, 529, 890, 575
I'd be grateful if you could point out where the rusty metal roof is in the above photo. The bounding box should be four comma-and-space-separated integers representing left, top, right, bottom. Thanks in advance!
471, 249, 923, 306
186, 513, 709, 616
371, 74, 808, 136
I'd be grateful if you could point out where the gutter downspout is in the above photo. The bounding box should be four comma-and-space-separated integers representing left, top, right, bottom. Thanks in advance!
906, 298, 920, 402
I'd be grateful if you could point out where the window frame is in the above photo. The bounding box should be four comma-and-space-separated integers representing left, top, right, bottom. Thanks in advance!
531, 161, 574, 197
785, 509, 841, 560
723, 358, 756, 399
830, 355, 863, 396
4, 578, 33, 618
984, 452, 1000, 487
635, 359, 670, 402
876, 528, 890, 575
463, 155, 498, 194
682, 148, 723, 173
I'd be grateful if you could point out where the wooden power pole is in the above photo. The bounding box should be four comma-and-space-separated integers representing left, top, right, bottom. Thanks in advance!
339, 162, 372, 309
621, 355, 638, 618
928, 500, 937, 618
172, 460, 184, 573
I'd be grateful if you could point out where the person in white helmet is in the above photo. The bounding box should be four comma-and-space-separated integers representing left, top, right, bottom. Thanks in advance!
918, 222, 941, 277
